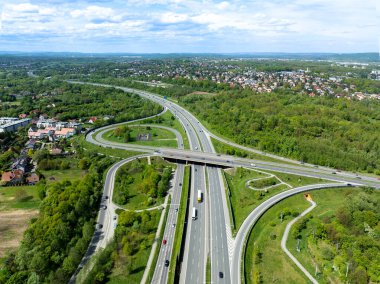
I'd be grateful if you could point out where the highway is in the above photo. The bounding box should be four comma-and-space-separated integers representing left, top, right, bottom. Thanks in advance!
69, 81, 380, 284
152, 125, 185, 284
94, 82, 231, 282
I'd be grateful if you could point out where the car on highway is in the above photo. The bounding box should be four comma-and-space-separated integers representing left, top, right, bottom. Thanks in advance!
175, 208, 178, 212
219, 272, 224, 278
195, 146, 198, 150
179, 183, 182, 186
250, 163, 256, 167
113, 216, 117, 220
356, 176, 362, 179
165, 260, 169, 267
103, 195, 108, 200
332, 172, 336, 174
103, 205, 107, 210
172, 223, 175, 228
162, 239, 167, 245
96, 223, 103, 229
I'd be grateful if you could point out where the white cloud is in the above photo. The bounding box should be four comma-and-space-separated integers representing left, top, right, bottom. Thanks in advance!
70, 5, 115, 19
160, 12, 189, 23
216, 1, 229, 10
0, 0, 377, 52
9, 3, 39, 12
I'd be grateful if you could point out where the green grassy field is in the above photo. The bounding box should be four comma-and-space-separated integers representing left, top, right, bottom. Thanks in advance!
225, 167, 288, 233
103, 125, 178, 148
75, 135, 142, 158
40, 168, 86, 184
244, 192, 311, 284
135, 110, 190, 149
226, 167, 328, 234
263, 170, 327, 188
168, 165, 190, 283
0, 185, 40, 211
249, 176, 280, 189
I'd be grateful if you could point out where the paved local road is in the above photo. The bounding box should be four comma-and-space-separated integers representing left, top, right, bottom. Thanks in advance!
231, 183, 350, 283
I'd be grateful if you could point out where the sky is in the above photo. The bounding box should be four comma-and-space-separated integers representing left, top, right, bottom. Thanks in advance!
0, 0, 379, 53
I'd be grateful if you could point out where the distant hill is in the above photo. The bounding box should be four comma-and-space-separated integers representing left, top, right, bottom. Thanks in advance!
0, 51, 378, 62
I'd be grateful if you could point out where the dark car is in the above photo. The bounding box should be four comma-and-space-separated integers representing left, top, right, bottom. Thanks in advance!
179, 183, 182, 186
219, 272, 224, 278
162, 239, 167, 245
165, 260, 169, 267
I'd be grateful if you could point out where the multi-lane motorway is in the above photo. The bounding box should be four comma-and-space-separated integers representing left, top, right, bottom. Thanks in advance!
69, 81, 380, 284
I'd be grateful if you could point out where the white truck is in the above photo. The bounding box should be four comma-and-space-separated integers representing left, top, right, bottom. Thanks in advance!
197, 190, 202, 203
192, 207, 197, 220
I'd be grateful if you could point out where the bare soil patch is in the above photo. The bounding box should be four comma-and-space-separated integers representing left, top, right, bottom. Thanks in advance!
0, 210, 39, 257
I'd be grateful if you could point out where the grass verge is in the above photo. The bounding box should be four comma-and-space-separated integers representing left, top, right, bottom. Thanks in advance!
75, 135, 142, 159
135, 110, 190, 149
206, 255, 211, 283
244, 192, 311, 284
226, 167, 328, 234
211, 137, 294, 165
103, 125, 178, 148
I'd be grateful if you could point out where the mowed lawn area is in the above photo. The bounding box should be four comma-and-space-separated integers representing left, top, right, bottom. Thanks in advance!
104, 125, 178, 148
225, 167, 328, 234
40, 168, 87, 184
244, 192, 310, 284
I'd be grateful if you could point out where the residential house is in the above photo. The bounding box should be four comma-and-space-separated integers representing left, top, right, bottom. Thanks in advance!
26, 173, 39, 185
88, 117, 97, 124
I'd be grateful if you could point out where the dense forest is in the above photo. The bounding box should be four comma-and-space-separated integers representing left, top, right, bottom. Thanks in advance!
292, 188, 380, 283
0, 76, 162, 124
181, 90, 380, 173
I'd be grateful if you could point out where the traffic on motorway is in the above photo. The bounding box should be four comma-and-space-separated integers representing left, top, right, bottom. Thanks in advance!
70, 81, 380, 284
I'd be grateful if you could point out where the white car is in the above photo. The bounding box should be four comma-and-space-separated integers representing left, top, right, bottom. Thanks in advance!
250, 163, 256, 167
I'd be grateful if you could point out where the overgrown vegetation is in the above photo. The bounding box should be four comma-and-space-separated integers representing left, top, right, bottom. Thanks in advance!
113, 157, 173, 209
289, 188, 380, 283
83, 210, 161, 284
